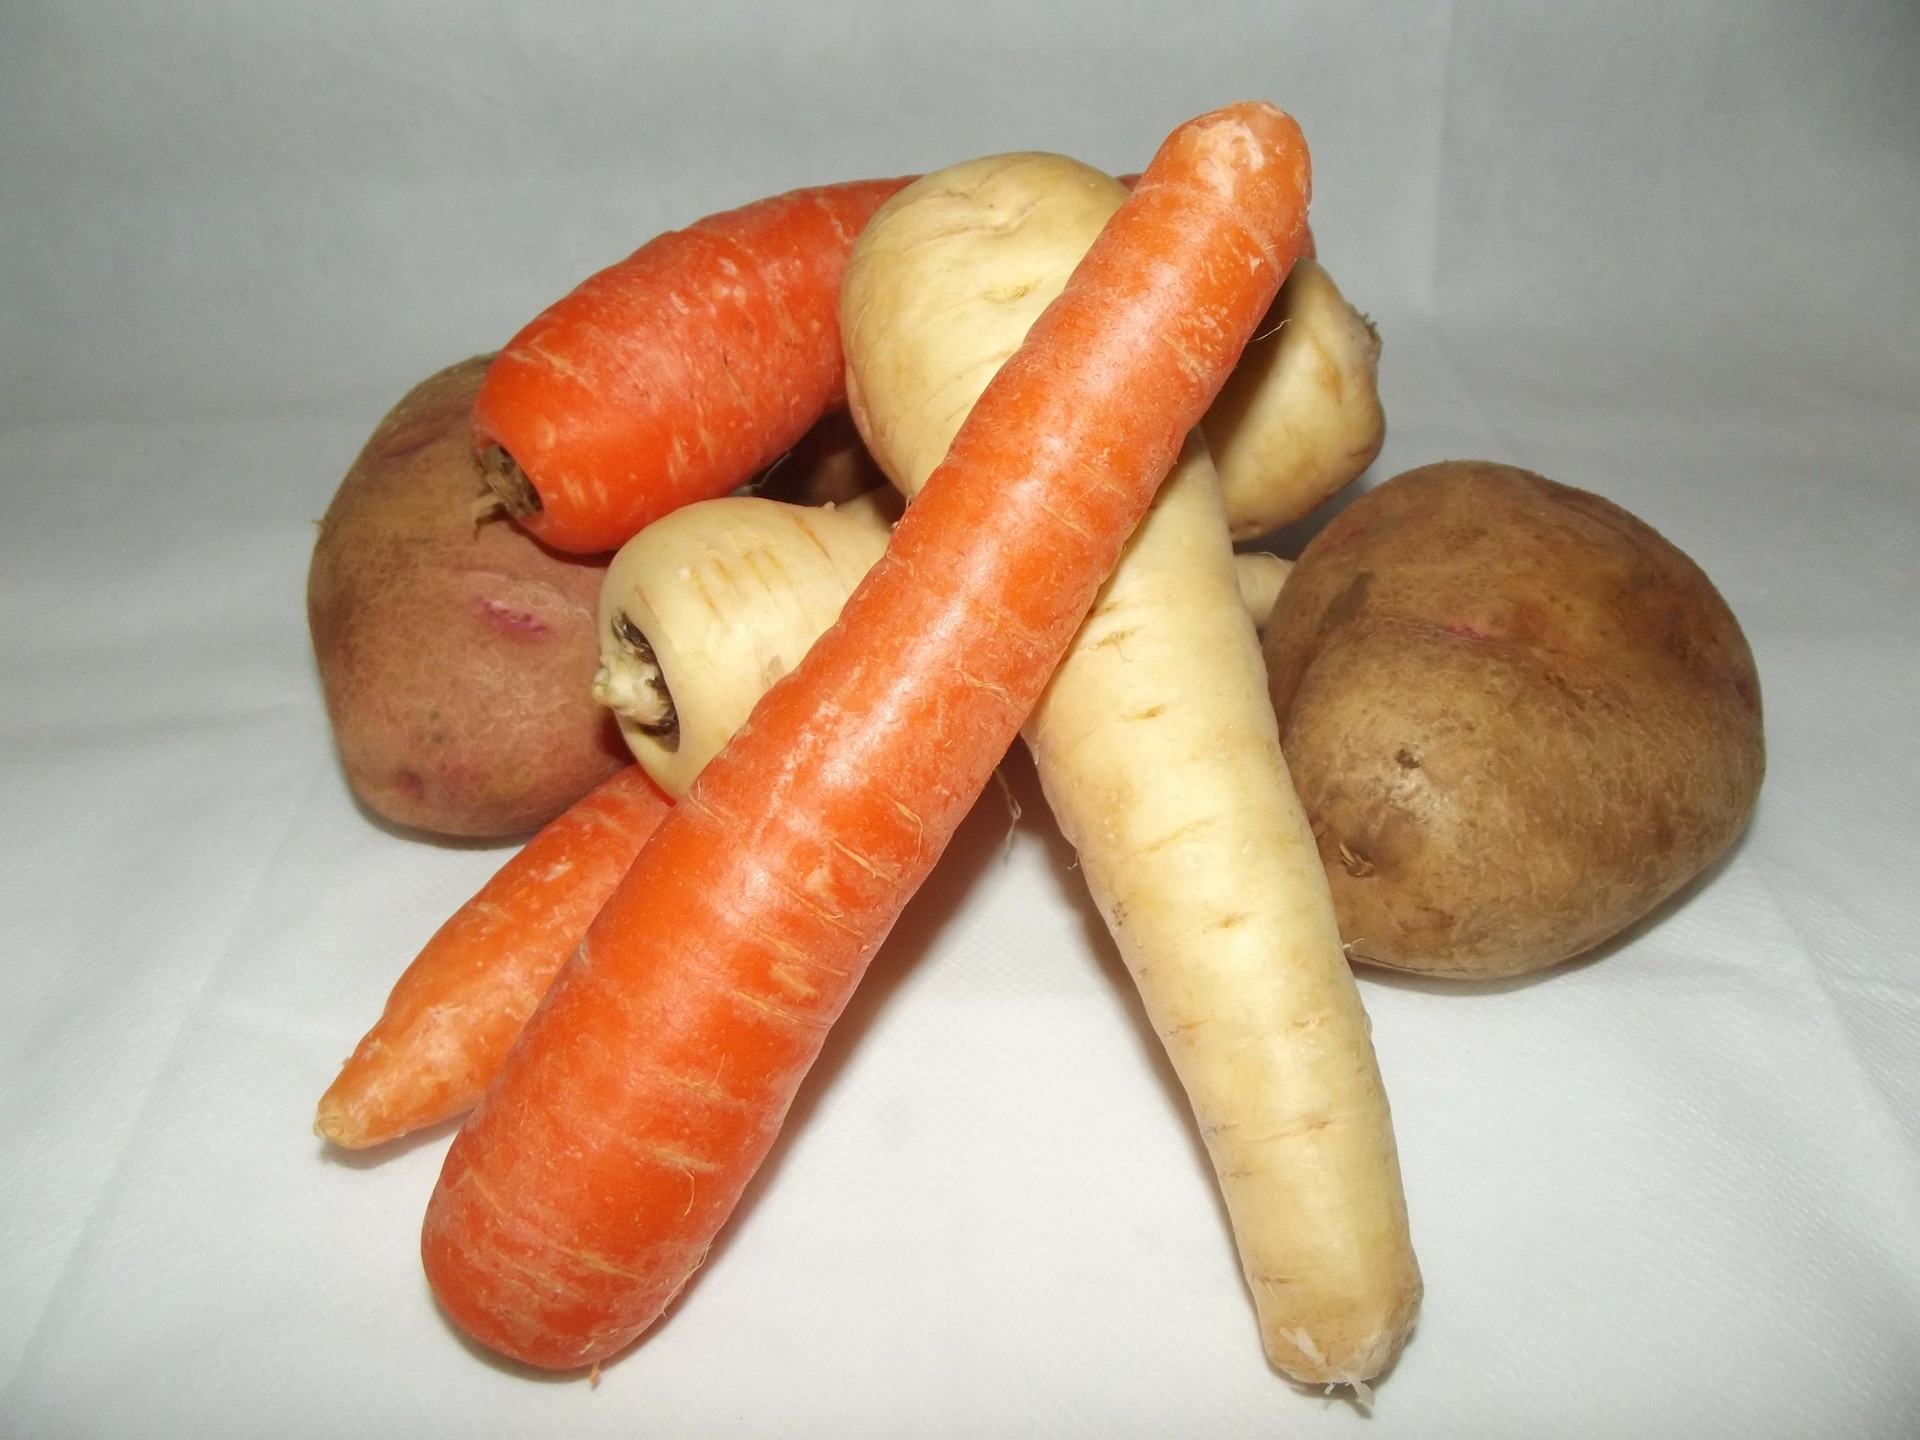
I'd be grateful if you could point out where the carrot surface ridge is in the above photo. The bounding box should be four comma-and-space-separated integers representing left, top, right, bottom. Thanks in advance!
316, 766, 672, 1149
422, 102, 1314, 1371
473, 177, 911, 553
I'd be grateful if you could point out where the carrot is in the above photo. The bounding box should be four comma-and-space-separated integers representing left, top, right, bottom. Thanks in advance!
473, 177, 911, 554
315, 766, 671, 1149
421, 101, 1315, 1372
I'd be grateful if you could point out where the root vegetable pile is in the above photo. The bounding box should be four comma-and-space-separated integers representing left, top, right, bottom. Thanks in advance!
309, 96, 1762, 1409
424, 97, 1312, 1374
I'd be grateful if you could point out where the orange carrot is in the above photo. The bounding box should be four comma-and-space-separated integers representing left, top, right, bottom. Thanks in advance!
315, 766, 672, 1149
1119, 174, 1316, 257
473, 177, 911, 554
422, 101, 1314, 1371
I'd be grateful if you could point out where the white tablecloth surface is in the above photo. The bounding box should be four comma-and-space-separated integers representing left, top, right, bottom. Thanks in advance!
3, 3, 1916, 1435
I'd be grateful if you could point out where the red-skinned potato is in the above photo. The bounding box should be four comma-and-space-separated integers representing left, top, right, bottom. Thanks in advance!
1263, 461, 1764, 979
307, 357, 627, 838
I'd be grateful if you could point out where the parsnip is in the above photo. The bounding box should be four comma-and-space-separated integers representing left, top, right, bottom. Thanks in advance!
838, 197, 1382, 544
841, 154, 1419, 1389
594, 495, 1284, 798
738, 264, 1379, 538
592, 495, 890, 796
1206, 259, 1385, 539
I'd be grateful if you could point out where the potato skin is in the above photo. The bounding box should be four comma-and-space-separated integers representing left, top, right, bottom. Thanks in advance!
307, 356, 626, 838
1263, 461, 1764, 978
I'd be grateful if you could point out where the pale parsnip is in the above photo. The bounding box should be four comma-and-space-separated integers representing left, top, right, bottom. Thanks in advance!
593, 495, 1284, 798
593, 495, 890, 796
840, 153, 1418, 1389
1206, 259, 1385, 539
739, 260, 1379, 538
838, 175, 1382, 541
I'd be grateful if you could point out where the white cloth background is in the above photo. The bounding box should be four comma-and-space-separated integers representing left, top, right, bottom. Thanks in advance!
2, 2, 1915, 1435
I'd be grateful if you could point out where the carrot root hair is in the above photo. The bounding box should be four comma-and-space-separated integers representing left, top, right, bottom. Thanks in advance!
479, 445, 541, 521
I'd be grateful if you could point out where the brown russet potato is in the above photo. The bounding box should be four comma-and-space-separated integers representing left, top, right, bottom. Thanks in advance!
307, 357, 626, 838
1263, 460, 1764, 979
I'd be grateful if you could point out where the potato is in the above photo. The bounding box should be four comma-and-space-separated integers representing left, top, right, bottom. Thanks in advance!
1263, 460, 1764, 979
307, 356, 626, 838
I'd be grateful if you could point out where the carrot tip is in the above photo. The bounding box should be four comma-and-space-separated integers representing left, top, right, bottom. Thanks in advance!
313, 1096, 360, 1148
480, 445, 542, 521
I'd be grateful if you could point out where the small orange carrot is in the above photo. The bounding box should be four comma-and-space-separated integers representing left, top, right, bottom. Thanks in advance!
315, 766, 672, 1149
473, 177, 911, 554
421, 101, 1314, 1372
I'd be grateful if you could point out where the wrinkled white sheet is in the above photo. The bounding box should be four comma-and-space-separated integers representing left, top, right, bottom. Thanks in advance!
3, 2, 1916, 1435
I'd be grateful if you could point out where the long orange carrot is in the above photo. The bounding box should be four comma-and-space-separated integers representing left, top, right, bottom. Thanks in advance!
422, 101, 1314, 1371
315, 766, 672, 1149
474, 177, 911, 554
